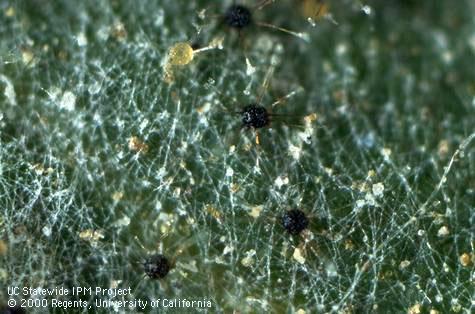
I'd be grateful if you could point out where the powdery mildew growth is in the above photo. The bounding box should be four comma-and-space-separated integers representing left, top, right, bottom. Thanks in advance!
0, 0, 474, 313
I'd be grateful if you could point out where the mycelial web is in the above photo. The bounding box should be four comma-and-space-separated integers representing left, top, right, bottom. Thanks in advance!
0, 0, 474, 313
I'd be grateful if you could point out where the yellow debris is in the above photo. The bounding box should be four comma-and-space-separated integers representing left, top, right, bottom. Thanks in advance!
293, 247, 306, 264
304, 113, 318, 124
21, 48, 34, 65
79, 229, 104, 245
0, 240, 7, 256
230, 183, 240, 193
249, 206, 263, 218
208, 36, 224, 50
128, 136, 149, 153
438, 139, 449, 158
111, 21, 127, 40
399, 260, 411, 269
205, 204, 222, 223
112, 191, 124, 201
5, 7, 15, 17
344, 239, 355, 250
197, 102, 211, 114
459, 253, 471, 267
408, 303, 421, 314
241, 250, 256, 267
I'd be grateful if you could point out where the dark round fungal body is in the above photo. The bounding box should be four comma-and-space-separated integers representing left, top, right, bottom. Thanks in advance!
224, 5, 252, 29
242, 104, 270, 128
282, 209, 309, 235
143, 254, 171, 279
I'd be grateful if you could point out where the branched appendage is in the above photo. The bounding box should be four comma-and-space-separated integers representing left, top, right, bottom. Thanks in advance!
255, 0, 276, 10
222, 3, 309, 41
256, 21, 310, 42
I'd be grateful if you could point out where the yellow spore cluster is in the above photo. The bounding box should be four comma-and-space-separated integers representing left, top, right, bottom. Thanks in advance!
163, 38, 224, 83
168, 42, 194, 66
164, 42, 194, 83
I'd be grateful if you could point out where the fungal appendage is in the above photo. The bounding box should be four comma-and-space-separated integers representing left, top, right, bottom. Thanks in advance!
301, 0, 329, 20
